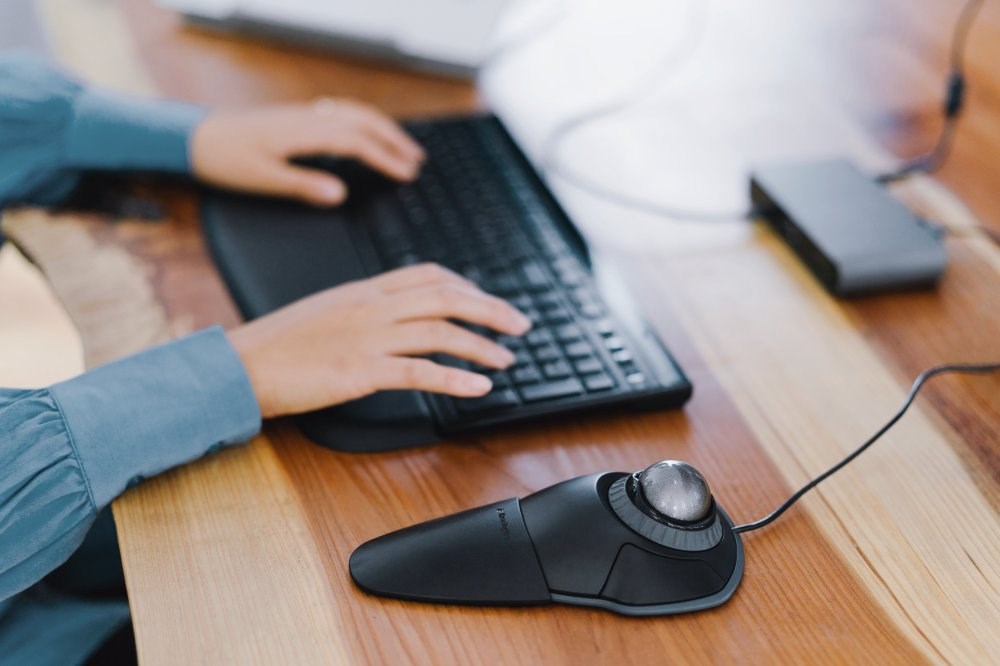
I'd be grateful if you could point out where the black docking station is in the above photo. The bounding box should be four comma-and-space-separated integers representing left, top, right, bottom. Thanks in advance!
750, 159, 946, 297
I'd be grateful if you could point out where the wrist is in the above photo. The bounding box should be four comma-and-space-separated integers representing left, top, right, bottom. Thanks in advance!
65, 89, 207, 173
226, 324, 273, 419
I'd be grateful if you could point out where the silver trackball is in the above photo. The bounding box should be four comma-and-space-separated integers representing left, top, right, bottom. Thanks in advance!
638, 460, 713, 523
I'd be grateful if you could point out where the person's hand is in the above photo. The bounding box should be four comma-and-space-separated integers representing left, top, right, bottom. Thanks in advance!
226, 263, 531, 419
190, 98, 425, 206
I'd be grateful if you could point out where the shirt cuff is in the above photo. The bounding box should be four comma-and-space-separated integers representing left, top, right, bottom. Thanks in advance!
63, 88, 207, 174
50, 327, 261, 508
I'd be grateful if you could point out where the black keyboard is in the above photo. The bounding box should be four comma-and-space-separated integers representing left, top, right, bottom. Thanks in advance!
360, 116, 691, 430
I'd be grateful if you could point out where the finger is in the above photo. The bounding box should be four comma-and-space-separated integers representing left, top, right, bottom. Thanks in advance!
370, 263, 476, 293
388, 284, 532, 335
356, 112, 426, 164
384, 321, 514, 369
371, 357, 493, 397
328, 131, 422, 182
321, 98, 426, 163
258, 162, 348, 206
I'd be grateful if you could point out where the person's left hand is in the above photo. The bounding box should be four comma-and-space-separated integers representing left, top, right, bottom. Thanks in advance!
190, 98, 426, 206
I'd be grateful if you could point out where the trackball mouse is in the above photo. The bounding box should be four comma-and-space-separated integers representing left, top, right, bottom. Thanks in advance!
349, 460, 744, 616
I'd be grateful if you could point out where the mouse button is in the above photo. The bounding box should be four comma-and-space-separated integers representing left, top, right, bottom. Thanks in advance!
599, 544, 726, 607
520, 473, 635, 596
349, 497, 550, 605
694, 509, 743, 583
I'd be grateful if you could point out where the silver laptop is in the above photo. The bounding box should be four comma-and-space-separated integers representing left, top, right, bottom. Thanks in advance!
157, 0, 506, 77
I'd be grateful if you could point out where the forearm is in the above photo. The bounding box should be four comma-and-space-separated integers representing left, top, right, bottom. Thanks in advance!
0, 328, 261, 600
0, 52, 205, 211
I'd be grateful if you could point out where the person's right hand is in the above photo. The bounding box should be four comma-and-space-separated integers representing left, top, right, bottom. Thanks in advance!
226, 263, 531, 419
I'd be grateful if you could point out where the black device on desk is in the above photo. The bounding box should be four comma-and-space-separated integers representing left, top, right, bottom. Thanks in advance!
202, 114, 692, 452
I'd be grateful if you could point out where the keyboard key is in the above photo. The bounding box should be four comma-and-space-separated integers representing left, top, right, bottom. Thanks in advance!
574, 357, 603, 374
511, 294, 534, 310
541, 360, 572, 379
526, 329, 554, 347
555, 323, 583, 341
593, 319, 615, 336
625, 372, 647, 387
542, 307, 572, 325
484, 370, 511, 389
495, 334, 522, 349
534, 345, 562, 362
520, 378, 584, 403
565, 341, 593, 358
462, 266, 484, 283
437, 356, 471, 370
538, 300, 559, 314
535, 291, 562, 309
512, 350, 532, 368
487, 273, 520, 295
612, 350, 633, 364
521, 261, 549, 290
511, 366, 542, 385
584, 373, 616, 392
579, 303, 604, 318
604, 336, 626, 351
456, 388, 520, 414
570, 287, 597, 305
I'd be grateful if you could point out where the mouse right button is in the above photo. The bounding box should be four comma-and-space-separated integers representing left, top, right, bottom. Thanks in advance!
600, 544, 726, 607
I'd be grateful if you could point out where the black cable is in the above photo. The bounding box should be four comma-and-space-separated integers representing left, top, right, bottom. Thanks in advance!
536, 1, 986, 221
732, 362, 1000, 535
876, 0, 984, 184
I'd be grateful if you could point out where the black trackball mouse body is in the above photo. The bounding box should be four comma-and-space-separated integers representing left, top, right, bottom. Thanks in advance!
349, 461, 744, 616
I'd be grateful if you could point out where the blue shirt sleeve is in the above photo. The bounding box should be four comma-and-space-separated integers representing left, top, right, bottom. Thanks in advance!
0, 327, 261, 602
0, 51, 206, 210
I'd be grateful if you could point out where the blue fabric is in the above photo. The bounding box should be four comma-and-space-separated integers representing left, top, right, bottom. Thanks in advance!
1, 328, 261, 600
0, 52, 260, 663
0, 51, 205, 211
0, 329, 261, 662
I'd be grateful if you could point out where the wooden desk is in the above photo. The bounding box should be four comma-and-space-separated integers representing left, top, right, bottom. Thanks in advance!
21, 0, 1000, 663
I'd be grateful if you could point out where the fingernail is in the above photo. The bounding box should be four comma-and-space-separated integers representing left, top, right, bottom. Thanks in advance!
317, 181, 346, 203
512, 312, 532, 333
494, 348, 515, 367
404, 161, 421, 180
464, 374, 493, 395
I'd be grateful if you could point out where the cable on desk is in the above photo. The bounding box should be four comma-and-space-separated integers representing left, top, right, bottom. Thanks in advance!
732, 362, 1000, 535
535, 0, 987, 223
875, 0, 984, 184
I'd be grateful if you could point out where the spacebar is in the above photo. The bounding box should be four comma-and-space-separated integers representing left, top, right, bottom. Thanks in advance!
520, 379, 583, 402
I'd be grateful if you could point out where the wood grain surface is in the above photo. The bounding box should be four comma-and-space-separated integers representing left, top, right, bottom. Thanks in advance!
19, 0, 1000, 663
